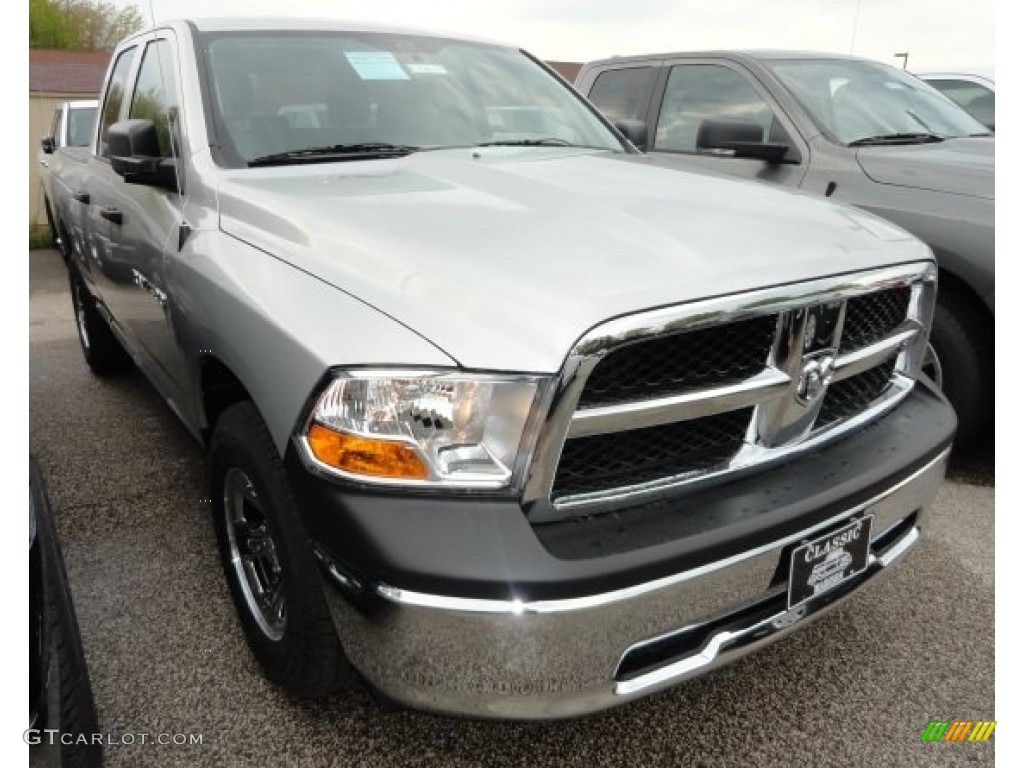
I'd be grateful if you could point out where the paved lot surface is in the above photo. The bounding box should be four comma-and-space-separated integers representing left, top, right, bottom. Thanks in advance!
29, 249, 995, 767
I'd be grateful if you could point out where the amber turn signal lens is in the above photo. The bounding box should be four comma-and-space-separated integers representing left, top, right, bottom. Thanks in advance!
306, 423, 429, 480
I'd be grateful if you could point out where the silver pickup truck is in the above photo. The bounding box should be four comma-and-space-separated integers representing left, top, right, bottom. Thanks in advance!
48, 19, 955, 719
38, 99, 98, 252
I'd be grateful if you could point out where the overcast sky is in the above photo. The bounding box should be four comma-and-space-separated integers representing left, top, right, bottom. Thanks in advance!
119, 0, 993, 70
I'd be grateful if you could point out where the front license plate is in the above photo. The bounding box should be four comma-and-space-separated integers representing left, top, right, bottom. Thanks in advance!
788, 515, 873, 608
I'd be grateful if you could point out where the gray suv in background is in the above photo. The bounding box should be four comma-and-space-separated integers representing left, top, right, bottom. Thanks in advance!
577, 52, 994, 441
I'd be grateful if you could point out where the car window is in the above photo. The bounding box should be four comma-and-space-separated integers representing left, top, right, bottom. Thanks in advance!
925, 79, 995, 129
767, 59, 989, 142
66, 107, 98, 148
129, 39, 181, 158
199, 32, 622, 166
655, 64, 779, 152
588, 67, 657, 123
98, 46, 137, 158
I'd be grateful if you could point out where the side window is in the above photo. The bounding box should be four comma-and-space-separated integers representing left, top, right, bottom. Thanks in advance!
67, 107, 98, 148
98, 47, 138, 158
588, 67, 657, 123
926, 79, 994, 128
655, 64, 780, 152
129, 39, 181, 158
926, 79, 992, 109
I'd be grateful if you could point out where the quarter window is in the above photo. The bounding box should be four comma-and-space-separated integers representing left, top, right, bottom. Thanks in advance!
655, 64, 779, 152
98, 46, 137, 158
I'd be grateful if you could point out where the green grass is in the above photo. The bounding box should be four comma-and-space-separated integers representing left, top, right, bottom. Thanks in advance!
29, 224, 53, 251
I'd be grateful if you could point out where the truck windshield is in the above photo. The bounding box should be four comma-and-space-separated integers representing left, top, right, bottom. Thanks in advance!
765, 59, 991, 145
198, 31, 623, 166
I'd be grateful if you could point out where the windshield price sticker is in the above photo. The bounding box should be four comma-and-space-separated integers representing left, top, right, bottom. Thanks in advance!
407, 63, 449, 76
344, 51, 410, 81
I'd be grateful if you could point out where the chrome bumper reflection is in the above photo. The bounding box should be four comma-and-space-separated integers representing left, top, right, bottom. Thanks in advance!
321, 449, 949, 719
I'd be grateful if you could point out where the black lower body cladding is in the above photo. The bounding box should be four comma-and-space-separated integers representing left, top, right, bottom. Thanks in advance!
285, 382, 954, 718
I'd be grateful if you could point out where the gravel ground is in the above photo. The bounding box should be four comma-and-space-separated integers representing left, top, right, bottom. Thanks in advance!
29, 249, 995, 767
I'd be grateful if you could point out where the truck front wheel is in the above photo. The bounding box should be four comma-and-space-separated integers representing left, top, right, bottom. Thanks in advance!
927, 289, 992, 444
209, 401, 351, 699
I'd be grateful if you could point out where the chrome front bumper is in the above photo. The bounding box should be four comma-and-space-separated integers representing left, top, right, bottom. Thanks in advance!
320, 448, 948, 719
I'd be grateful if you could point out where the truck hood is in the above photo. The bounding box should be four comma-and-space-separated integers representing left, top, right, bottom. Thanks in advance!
856, 137, 994, 199
218, 148, 931, 373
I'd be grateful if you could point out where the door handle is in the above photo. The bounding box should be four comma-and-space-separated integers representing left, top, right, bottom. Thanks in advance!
72, 192, 90, 205
99, 206, 122, 225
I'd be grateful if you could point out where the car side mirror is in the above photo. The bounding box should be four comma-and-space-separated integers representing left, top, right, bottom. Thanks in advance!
108, 119, 179, 191
614, 119, 648, 151
40, 136, 55, 154
696, 119, 792, 164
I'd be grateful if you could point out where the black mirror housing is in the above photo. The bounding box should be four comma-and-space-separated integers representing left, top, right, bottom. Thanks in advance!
614, 119, 648, 151
109, 118, 161, 158
108, 119, 179, 191
40, 136, 55, 154
696, 119, 792, 164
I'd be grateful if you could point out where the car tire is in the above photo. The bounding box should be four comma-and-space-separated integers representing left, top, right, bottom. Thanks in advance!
68, 269, 131, 376
928, 289, 993, 444
43, 197, 62, 254
209, 401, 351, 699
32, 460, 103, 768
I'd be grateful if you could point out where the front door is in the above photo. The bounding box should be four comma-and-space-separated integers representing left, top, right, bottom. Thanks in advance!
104, 33, 188, 403
648, 61, 809, 187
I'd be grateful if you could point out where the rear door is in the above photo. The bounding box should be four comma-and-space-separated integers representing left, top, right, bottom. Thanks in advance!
580, 63, 661, 146
38, 107, 61, 198
80, 44, 140, 293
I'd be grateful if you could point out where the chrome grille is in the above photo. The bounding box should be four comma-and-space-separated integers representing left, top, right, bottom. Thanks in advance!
815, 356, 898, 429
552, 409, 752, 499
527, 263, 937, 521
578, 317, 777, 407
839, 287, 912, 353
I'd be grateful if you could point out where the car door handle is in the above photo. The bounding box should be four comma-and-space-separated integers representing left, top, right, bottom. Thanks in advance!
72, 192, 90, 205
99, 206, 122, 225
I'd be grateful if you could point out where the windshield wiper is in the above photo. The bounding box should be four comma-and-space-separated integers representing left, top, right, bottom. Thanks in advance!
847, 133, 945, 147
248, 143, 420, 167
473, 138, 577, 148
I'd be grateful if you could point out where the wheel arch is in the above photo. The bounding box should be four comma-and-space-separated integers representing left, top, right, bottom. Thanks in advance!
935, 265, 994, 326
198, 354, 257, 446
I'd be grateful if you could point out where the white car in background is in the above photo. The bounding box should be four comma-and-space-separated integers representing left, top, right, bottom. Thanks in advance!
916, 70, 995, 131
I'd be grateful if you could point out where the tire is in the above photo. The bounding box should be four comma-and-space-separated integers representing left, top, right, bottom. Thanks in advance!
43, 197, 62, 253
927, 289, 993, 444
32, 459, 103, 768
209, 401, 350, 699
68, 269, 131, 376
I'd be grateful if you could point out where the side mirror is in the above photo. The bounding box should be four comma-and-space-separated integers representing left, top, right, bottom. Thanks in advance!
614, 119, 648, 151
108, 119, 179, 191
40, 136, 55, 154
696, 119, 792, 164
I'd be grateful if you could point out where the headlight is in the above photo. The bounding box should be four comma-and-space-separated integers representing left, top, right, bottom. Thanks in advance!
301, 371, 545, 488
